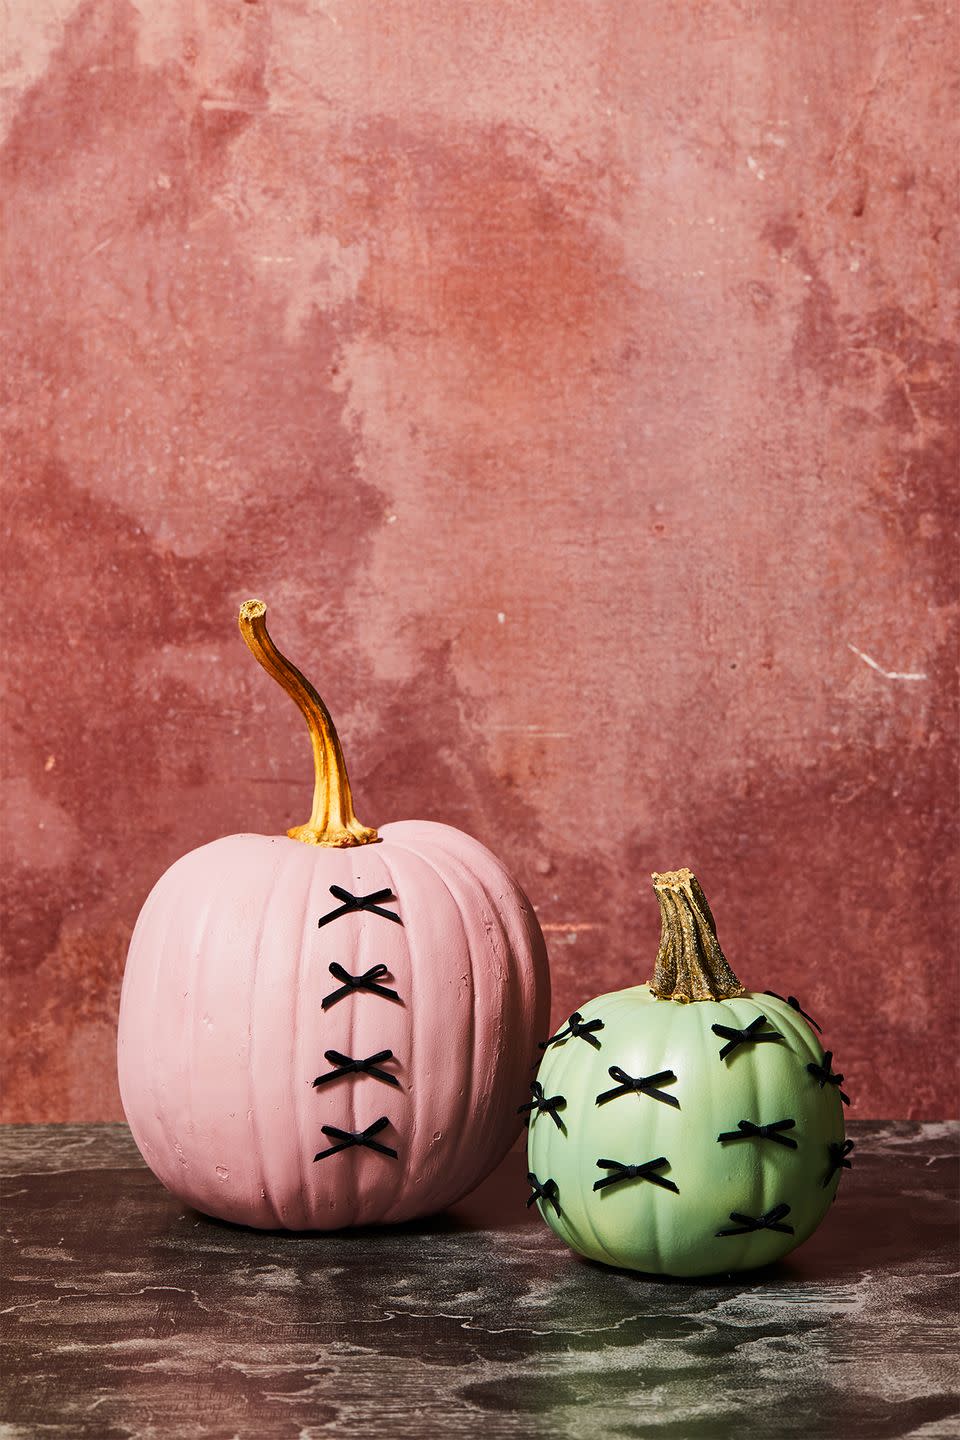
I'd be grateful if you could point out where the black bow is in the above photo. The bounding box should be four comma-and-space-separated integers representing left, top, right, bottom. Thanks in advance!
526, 1172, 560, 1215
593, 1156, 679, 1194
596, 1066, 680, 1109
717, 1203, 794, 1237
517, 1081, 566, 1129
538, 1011, 604, 1050
711, 1013, 782, 1060
313, 1049, 400, 1089
717, 1118, 797, 1149
317, 885, 401, 929
314, 1116, 397, 1161
763, 990, 822, 1033
823, 1138, 855, 1186
807, 1051, 850, 1105
322, 962, 401, 1010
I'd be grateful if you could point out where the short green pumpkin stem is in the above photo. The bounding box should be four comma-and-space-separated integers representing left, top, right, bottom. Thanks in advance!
649, 869, 746, 1003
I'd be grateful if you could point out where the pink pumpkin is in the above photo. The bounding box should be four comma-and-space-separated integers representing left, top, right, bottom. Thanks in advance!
117, 600, 549, 1228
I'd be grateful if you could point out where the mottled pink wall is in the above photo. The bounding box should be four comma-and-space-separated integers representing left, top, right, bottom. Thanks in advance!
2, 0, 956, 1122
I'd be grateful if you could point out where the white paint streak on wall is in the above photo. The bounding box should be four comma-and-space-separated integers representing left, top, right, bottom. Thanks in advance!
847, 643, 927, 682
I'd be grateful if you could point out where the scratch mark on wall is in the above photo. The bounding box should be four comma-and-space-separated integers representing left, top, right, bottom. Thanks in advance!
847, 644, 927, 682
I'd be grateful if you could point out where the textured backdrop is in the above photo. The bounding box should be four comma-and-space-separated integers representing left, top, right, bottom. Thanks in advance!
2, 0, 956, 1122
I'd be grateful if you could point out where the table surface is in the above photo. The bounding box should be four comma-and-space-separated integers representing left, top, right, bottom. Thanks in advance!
1, 1120, 957, 1440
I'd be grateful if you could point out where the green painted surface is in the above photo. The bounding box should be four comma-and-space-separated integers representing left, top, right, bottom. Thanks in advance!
527, 988, 847, 1276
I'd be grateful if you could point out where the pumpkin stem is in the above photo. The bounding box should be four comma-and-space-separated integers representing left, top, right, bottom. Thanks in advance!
648, 869, 745, 1002
238, 599, 379, 847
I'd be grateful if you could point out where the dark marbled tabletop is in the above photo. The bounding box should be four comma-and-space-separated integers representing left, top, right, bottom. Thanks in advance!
1, 1121, 957, 1440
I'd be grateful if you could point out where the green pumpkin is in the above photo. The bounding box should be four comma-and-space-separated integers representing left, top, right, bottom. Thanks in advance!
525, 870, 851, 1276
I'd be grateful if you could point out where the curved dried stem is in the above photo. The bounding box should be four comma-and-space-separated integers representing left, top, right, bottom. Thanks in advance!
239, 599, 379, 847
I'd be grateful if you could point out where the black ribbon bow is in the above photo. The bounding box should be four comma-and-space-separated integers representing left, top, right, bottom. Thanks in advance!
596, 1066, 680, 1109
823, 1138, 855, 1186
313, 1049, 400, 1089
807, 1051, 850, 1105
526, 1172, 560, 1215
764, 990, 822, 1033
322, 962, 401, 1010
314, 1116, 398, 1161
317, 885, 402, 929
711, 1013, 782, 1060
538, 1011, 604, 1050
593, 1156, 679, 1194
517, 1082, 566, 1129
717, 1203, 794, 1237
717, 1118, 797, 1149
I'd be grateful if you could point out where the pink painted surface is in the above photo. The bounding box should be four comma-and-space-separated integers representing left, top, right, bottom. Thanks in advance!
2, 1, 957, 1122
117, 822, 548, 1227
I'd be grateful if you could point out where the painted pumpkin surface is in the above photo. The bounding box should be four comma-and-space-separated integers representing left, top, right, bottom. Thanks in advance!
525, 870, 851, 1276
118, 600, 549, 1229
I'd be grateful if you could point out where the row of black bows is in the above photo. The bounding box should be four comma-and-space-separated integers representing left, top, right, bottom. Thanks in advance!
521, 1058, 849, 1138
314, 887, 405, 1165
537, 996, 850, 1105
527, 1139, 855, 1220
522, 1078, 851, 1166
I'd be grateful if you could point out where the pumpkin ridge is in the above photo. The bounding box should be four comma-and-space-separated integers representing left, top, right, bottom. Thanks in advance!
344, 850, 364, 1220
565, 1025, 623, 1268
528, 1025, 579, 1252
351, 844, 409, 1222
750, 989, 846, 1208
464, 852, 531, 1160
138, 854, 198, 1201
743, 997, 765, 1251
706, 996, 769, 1261
641, 997, 679, 1268
246, 842, 292, 1228
185, 879, 226, 1214
290, 841, 318, 1227
372, 832, 477, 1221
398, 834, 495, 1214
756, 991, 826, 1065
369, 842, 417, 1222
406, 823, 549, 1051
387, 826, 541, 1210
